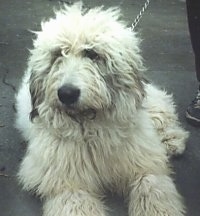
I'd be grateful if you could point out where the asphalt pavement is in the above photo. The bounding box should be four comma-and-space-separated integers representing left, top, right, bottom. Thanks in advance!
0, 0, 200, 215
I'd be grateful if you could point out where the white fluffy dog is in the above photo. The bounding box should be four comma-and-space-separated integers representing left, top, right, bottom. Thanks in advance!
15, 3, 189, 216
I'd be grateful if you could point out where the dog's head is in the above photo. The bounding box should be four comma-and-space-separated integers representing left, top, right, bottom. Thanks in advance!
29, 2, 146, 123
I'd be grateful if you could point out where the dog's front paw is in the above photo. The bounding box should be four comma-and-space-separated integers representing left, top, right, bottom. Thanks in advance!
129, 175, 186, 216
161, 128, 189, 156
43, 190, 107, 216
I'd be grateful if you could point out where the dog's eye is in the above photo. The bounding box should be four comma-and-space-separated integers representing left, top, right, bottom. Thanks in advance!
55, 49, 62, 57
51, 49, 62, 64
52, 49, 62, 61
83, 49, 100, 61
51, 48, 70, 64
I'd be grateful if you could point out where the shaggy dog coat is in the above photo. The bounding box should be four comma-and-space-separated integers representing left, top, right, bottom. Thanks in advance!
16, 3, 189, 216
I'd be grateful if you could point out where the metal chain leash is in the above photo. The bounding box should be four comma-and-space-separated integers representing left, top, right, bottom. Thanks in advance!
131, 0, 151, 30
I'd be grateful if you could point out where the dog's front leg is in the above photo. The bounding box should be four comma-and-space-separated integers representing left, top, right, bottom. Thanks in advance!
128, 174, 185, 216
43, 190, 107, 216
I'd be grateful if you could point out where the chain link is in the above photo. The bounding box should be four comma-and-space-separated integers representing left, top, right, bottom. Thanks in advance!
131, 0, 150, 30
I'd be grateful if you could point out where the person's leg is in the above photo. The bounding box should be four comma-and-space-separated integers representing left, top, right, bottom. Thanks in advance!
186, 0, 200, 126
186, 0, 200, 82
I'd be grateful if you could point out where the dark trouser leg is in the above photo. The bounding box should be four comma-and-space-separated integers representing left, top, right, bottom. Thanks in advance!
186, 0, 200, 82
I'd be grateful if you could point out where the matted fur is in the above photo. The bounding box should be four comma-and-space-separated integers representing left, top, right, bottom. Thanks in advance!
15, 3, 189, 216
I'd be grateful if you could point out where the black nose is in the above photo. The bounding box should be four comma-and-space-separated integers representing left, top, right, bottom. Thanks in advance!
57, 84, 80, 106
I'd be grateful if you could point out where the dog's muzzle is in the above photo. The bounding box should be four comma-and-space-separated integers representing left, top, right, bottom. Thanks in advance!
58, 84, 80, 106
57, 84, 96, 122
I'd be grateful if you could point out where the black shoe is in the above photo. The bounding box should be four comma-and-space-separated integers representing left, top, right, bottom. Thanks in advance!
186, 88, 200, 126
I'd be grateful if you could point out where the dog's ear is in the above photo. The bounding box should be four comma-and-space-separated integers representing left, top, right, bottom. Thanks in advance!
29, 71, 45, 121
28, 42, 52, 121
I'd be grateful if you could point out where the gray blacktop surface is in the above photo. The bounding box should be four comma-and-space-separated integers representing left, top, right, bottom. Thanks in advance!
0, 0, 200, 215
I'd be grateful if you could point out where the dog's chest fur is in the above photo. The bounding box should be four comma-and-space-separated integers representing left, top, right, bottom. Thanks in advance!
19, 103, 168, 198
24, 117, 139, 195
